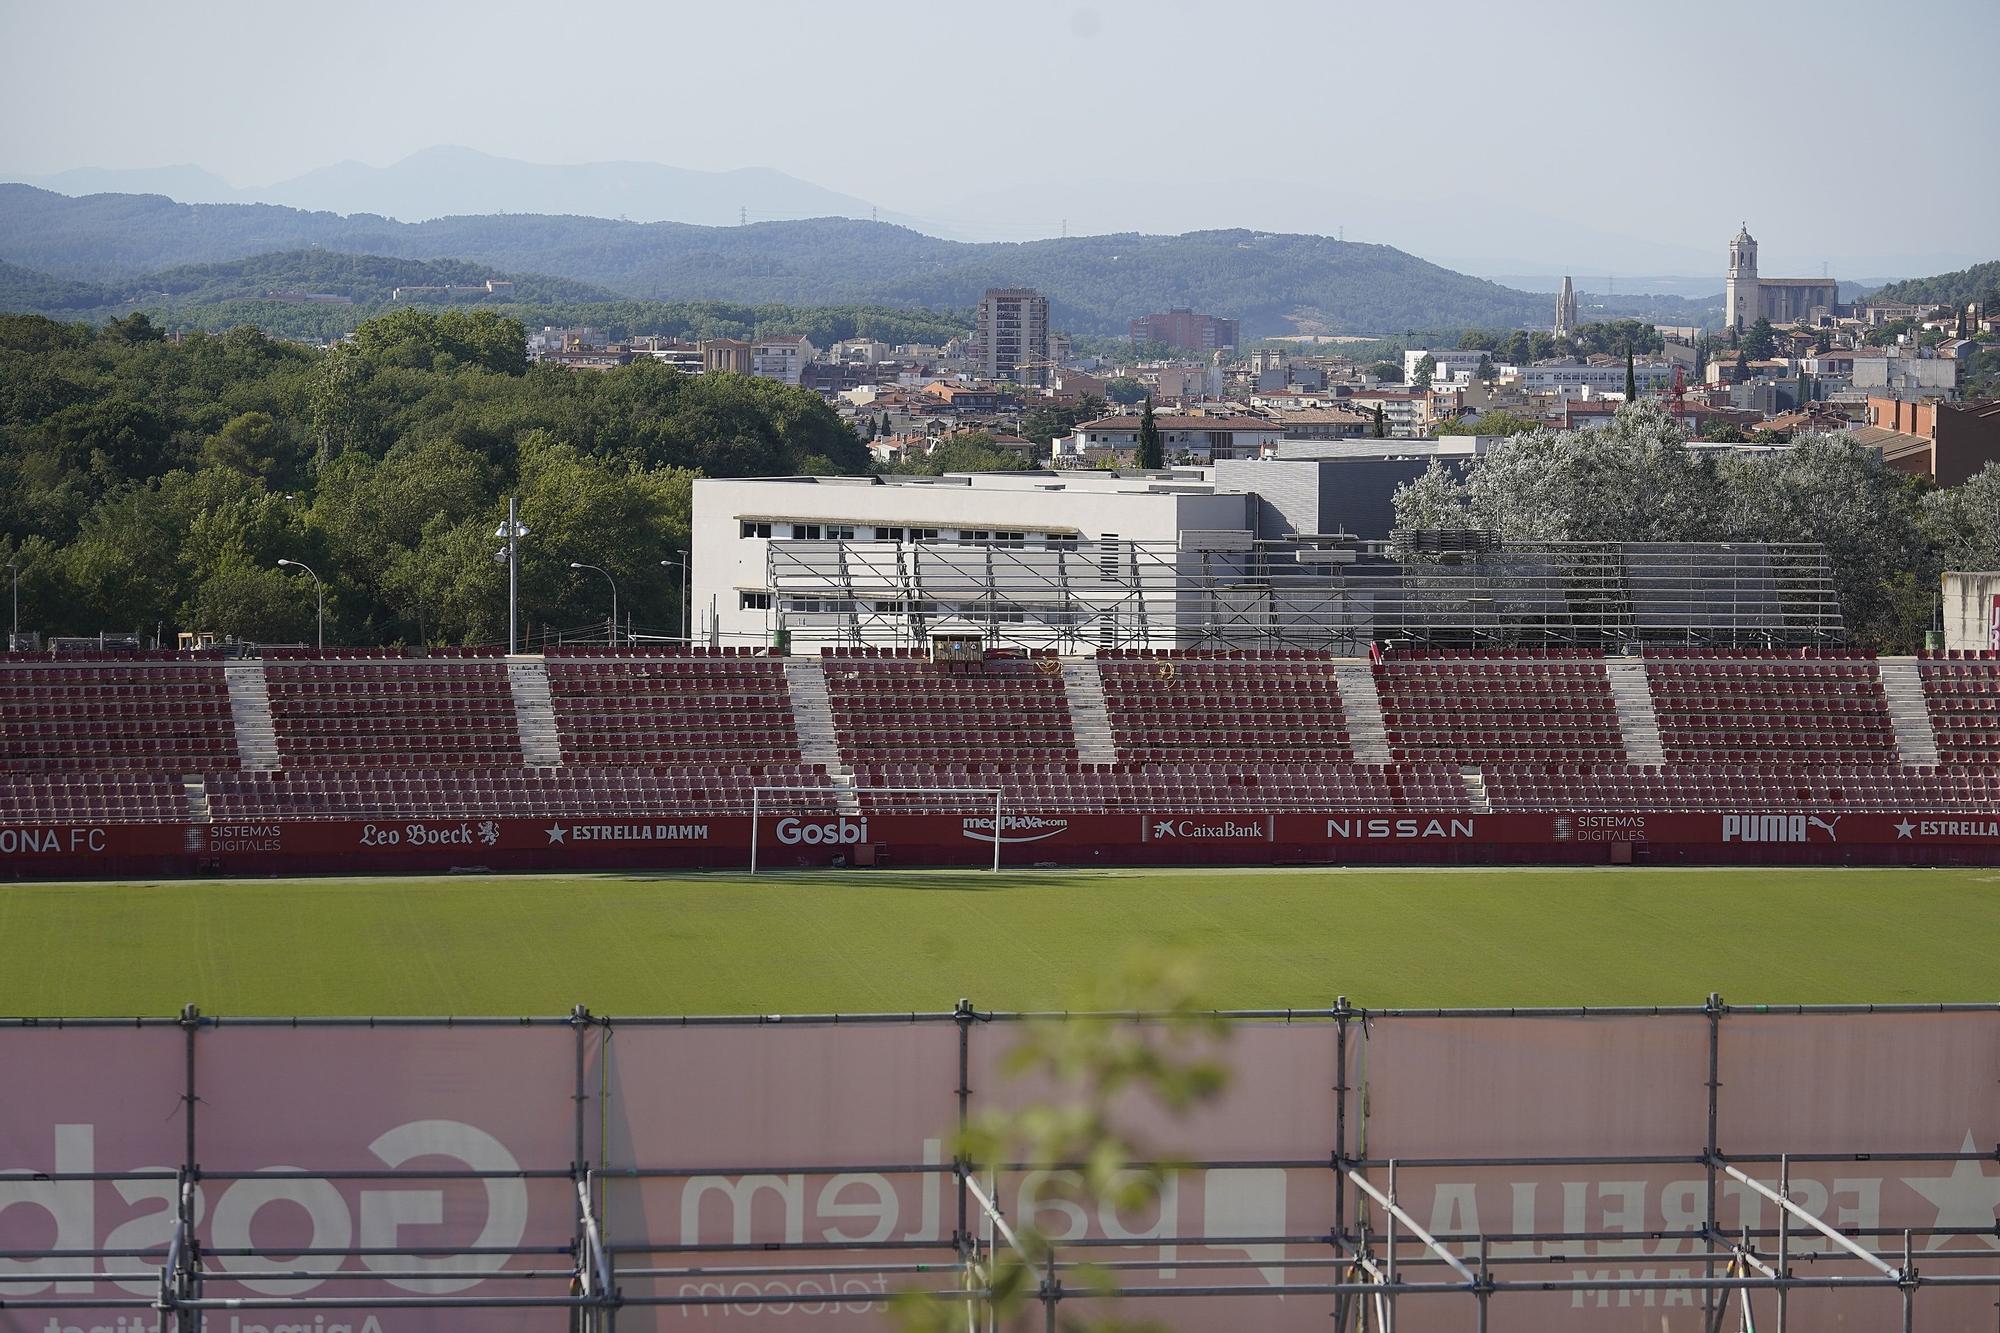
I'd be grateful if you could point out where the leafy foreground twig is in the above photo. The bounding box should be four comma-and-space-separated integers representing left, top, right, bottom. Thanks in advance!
894, 950, 1231, 1333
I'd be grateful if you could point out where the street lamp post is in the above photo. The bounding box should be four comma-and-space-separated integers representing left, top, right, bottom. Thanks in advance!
571, 562, 619, 646
660, 556, 690, 644
276, 558, 323, 651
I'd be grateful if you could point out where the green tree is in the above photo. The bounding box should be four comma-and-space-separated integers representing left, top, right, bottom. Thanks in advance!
1435, 409, 1539, 437
1367, 360, 1403, 383
1412, 353, 1437, 391
1743, 317, 1777, 360
202, 411, 286, 479
1136, 397, 1164, 469
1476, 353, 1495, 382
1371, 404, 1386, 439
1624, 347, 1637, 401
1104, 376, 1147, 406
1019, 395, 1106, 446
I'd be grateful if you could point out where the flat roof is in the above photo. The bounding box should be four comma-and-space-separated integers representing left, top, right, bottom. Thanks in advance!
698, 469, 1244, 497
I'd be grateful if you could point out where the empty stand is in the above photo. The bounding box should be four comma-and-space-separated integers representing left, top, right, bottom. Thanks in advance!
1643, 649, 1897, 764
207, 763, 833, 821
0, 662, 238, 772
546, 650, 802, 766
1916, 653, 2000, 767
264, 660, 523, 768
0, 771, 189, 822
1373, 649, 1625, 765
853, 760, 1467, 814
1096, 650, 1353, 764
1485, 762, 2000, 813
823, 651, 1077, 766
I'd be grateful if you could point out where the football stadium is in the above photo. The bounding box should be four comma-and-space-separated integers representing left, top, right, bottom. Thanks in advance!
7, 533, 2000, 1333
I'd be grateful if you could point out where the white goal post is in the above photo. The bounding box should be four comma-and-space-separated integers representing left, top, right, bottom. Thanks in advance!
750, 785, 1004, 875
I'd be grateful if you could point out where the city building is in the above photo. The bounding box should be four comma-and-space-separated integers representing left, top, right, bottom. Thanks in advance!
1403, 348, 1492, 385
700, 338, 752, 376
971, 288, 1051, 385
1855, 398, 2000, 487
1851, 353, 1961, 400
1055, 413, 1284, 464
1725, 224, 1839, 330
1274, 406, 1375, 441
1128, 308, 1241, 353
692, 471, 1253, 647
750, 334, 818, 386
1519, 363, 1677, 394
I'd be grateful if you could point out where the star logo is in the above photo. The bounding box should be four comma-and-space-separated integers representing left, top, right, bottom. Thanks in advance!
1152, 820, 1177, 839
1894, 819, 1916, 839
1903, 1132, 2000, 1251
545, 824, 567, 845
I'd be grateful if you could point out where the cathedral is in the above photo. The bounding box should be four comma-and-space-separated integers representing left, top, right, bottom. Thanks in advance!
1725, 225, 1839, 330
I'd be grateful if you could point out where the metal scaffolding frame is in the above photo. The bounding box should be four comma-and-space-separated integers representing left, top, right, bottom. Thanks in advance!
764, 538, 1846, 654
3, 997, 1996, 1330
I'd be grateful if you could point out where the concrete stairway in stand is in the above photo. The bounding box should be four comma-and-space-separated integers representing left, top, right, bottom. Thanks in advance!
1331, 662, 1395, 764
1460, 767, 1492, 814
222, 661, 281, 771
184, 775, 211, 822
785, 659, 859, 814
1604, 659, 1667, 766
506, 658, 564, 767
1877, 657, 1941, 767
1060, 661, 1122, 765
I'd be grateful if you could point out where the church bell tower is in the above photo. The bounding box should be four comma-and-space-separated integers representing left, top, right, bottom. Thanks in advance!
1725, 224, 1759, 331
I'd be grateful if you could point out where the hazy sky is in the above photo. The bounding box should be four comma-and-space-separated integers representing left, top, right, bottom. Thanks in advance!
2, 0, 1995, 277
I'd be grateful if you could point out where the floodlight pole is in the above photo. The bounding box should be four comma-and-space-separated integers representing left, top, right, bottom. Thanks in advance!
495, 496, 529, 656
276, 558, 323, 651
660, 556, 690, 644
571, 562, 619, 646
6, 559, 17, 649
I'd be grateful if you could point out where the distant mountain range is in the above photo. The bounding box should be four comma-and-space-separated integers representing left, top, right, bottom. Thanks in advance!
15, 146, 919, 232
0, 184, 1605, 335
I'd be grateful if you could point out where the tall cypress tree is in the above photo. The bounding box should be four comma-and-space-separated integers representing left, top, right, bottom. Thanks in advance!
1371, 404, 1386, 439
1624, 346, 1637, 400
1136, 397, 1164, 469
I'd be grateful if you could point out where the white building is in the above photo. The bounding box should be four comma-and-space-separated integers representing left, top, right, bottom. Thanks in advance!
1403, 348, 1491, 384
692, 471, 1254, 649
830, 338, 892, 364
1518, 363, 1677, 393
750, 335, 818, 386
1055, 414, 1283, 464
1852, 355, 1961, 399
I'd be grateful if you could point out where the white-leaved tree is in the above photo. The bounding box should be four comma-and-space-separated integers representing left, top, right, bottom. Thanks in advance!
1391, 404, 1937, 648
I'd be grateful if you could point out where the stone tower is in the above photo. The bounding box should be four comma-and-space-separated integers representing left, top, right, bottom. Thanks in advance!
1554, 276, 1579, 339
1725, 224, 1759, 331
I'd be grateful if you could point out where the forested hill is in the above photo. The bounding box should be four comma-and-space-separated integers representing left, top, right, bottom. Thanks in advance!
0, 184, 1552, 335
0, 250, 979, 345
1868, 260, 2000, 309
0, 251, 617, 312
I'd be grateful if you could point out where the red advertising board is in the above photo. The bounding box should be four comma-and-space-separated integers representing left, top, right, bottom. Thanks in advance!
6, 808, 2000, 881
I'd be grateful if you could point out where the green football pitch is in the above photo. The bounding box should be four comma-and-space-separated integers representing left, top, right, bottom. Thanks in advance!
3, 864, 1995, 1017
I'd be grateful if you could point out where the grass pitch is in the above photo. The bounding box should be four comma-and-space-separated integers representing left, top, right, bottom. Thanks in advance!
5, 865, 1995, 1017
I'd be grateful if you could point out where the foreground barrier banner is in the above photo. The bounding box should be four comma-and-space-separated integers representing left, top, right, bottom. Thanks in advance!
4, 1009, 1997, 1331
8, 809, 2000, 880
